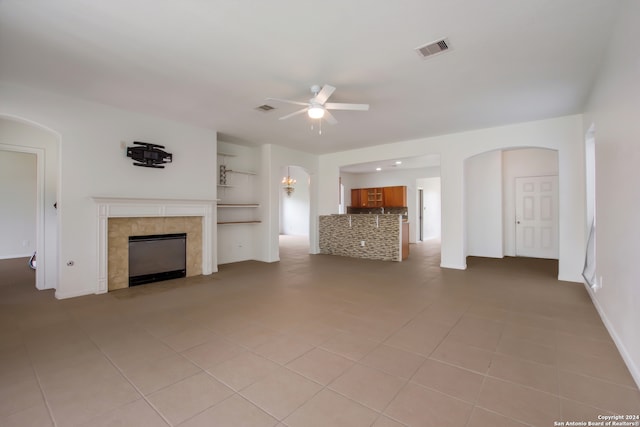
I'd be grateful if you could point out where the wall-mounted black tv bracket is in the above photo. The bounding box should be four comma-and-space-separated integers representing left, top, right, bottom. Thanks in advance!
126, 141, 173, 168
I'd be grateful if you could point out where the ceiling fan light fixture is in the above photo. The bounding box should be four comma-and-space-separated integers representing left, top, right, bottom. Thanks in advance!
308, 105, 325, 119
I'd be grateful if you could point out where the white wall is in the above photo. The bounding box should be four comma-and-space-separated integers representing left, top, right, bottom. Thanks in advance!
319, 114, 585, 280
465, 150, 503, 258
280, 165, 309, 236
0, 150, 36, 258
582, 0, 640, 387
417, 177, 441, 240
502, 148, 559, 257
0, 83, 217, 299
0, 117, 59, 289
339, 172, 359, 207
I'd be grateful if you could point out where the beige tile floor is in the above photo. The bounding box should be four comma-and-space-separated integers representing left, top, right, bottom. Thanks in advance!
1, 236, 638, 426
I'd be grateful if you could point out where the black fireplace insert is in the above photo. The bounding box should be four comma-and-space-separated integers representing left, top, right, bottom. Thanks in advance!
128, 233, 186, 286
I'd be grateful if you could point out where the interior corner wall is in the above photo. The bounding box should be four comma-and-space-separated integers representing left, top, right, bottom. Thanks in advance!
465, 150, 503, 258
0, 83, 217, 299
339, 172, 358, 207
582, 0, 640, 387
501, 148, 559, 257
416, 177, 441, 240
0, 150, 37, 258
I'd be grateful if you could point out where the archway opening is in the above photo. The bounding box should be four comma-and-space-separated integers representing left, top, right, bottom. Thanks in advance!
279, 165, 310, 258
0, 116, 60, 291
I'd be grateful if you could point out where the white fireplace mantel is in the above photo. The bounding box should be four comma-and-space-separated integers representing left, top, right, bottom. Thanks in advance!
93, 197, 218, 294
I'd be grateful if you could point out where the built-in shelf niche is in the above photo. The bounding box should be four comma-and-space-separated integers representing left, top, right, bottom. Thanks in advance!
216, 152, 260, 225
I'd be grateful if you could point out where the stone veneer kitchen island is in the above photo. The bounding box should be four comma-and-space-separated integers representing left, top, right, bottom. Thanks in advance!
319, 214, 408, 261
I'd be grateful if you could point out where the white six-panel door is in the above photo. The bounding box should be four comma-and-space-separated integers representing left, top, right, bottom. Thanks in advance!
515, 176, 559, 259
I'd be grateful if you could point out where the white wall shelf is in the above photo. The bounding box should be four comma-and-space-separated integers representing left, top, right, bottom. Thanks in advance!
226, 169, 257, 175
217, 220, 262, 225
216, 147, 260, 231
219, 165, 256, 185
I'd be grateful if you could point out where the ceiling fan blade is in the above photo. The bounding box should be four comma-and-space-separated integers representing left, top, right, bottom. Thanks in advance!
279, 108, 308, 120
266, 98, 309, 107
324, 102, 370, 111
324, 110, 338, 125
313, 84, 336, 105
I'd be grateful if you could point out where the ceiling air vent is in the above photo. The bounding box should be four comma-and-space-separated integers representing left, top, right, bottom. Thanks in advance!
255, 104, 275, 112
415, 37, 450, 59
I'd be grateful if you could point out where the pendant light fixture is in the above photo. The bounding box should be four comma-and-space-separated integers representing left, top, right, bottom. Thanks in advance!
282, 167, 296, 196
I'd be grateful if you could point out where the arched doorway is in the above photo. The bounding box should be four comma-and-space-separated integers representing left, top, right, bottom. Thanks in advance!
279, 165, 310, 257
465, 147, 559, 260
0, 116, 59, 290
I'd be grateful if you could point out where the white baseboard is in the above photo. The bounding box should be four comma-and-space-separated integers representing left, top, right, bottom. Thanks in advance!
0, 253, 32, 260
584, 283, 640, 389
55, 288, 94, 300
440, 262, 467, 270
558, 272, 583, 283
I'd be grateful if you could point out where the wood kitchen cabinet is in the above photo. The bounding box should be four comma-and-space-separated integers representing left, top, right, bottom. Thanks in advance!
382, 186, 407, 207
351, 188, 383, 208
351, 189, 368, 207
350, 186, 407, 208
366, 188, 383, 207
350, 189, 360, 207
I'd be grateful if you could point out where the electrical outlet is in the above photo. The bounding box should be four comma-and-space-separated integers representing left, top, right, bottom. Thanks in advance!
360, 240, 365, 247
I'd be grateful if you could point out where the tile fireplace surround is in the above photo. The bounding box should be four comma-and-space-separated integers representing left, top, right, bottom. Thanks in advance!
93, 197, 216, 294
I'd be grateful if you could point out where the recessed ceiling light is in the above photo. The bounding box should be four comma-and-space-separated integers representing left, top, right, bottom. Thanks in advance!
376, 167, 382, 171
395, 161, 402, 165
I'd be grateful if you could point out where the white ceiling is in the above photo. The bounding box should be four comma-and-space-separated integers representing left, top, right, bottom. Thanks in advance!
0, 0, 621, 156
340, 155, 441, 174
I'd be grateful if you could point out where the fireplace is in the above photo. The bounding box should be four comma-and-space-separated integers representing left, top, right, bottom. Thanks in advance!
129, 233, 187, 286
93, 197, 217, 295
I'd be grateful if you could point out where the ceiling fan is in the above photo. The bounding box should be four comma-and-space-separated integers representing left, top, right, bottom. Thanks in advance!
267, 84, 369, 125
